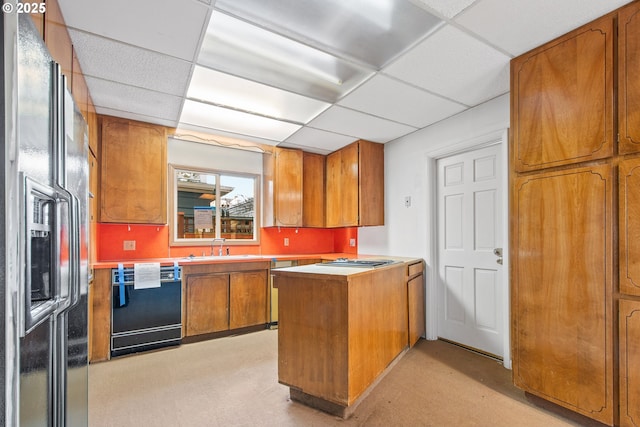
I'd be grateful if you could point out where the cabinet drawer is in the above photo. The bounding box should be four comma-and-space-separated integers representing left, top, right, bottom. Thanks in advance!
407, 261, 423, 278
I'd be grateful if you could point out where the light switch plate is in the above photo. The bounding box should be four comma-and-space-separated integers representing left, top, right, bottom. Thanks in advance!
284, 237, 289, 246
123, 240, 136, 251
350, 238, 356, 247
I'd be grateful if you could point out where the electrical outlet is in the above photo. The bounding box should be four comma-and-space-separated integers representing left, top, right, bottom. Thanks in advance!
284, 237, 289, 247
404, 196, 411, 208
123, 240, 136, 251
349, 238, 356, 247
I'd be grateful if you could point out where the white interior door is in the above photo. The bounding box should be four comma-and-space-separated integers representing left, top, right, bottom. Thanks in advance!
436, 144, 503, 357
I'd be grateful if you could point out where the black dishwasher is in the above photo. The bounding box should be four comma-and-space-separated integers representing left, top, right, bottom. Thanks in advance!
111, 265, 182, 357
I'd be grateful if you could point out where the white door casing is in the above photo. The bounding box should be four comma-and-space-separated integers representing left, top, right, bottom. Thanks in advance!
436, 143, 504, 357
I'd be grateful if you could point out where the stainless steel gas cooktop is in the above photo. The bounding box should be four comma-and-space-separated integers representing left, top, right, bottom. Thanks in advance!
318, 258, 396, 268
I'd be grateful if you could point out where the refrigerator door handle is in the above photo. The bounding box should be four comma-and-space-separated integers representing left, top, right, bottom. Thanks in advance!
69, 193, 81, 307
54, 187, 79, 315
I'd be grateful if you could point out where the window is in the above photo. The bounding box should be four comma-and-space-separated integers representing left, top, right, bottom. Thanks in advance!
169, 164, 260, 246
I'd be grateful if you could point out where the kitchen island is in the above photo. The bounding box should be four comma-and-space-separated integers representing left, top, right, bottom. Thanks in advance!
273, 259, 422, 418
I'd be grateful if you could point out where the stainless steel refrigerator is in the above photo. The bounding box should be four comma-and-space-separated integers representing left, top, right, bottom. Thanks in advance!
2, 11, 89, 426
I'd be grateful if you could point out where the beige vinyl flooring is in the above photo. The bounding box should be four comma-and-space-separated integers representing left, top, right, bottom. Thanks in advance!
88, 329, 605, 427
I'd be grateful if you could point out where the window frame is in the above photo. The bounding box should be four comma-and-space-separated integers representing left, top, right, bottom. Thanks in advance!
168, 163, 261, 247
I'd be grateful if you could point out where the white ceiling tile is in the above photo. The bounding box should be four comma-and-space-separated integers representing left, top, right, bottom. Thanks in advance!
409, 0, 479, 19
307, 106, 417, 143
68, 30, 191, 96
455, 0, 634, 56
384, 25, 510, 106
284, 127, 357, 153
57, 0, 209, 61
339, 74, 467, 128
187, 67, 330, 123
180, 100, 302, 142
86, 77, 183, 122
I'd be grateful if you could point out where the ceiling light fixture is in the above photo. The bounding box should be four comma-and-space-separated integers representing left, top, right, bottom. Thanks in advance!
214, 31, 344, 86
197, 11, 374, 103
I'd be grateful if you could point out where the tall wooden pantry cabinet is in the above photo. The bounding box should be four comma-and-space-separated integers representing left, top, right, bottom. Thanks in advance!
510, 2, 640, 425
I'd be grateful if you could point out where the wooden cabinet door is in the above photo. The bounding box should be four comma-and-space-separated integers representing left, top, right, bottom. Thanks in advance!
229, 270, 268, 329
303, 152, 325, 227
325, 140, 384, 227
620, 299, 640, 427
274, 148, 303, 226
325, 150, 343, 227
358, 140, 384, 226
619, 2, 640, 154
100, 117, 167, 224
325, 142, 359, 227
511, 15, 614, 172
512, 164, 613, 424
89, 269, 112, 363
185, 274, 229, 336
341, 142, 360, 226
407, 274, 425, 347
620, 157, 640, 296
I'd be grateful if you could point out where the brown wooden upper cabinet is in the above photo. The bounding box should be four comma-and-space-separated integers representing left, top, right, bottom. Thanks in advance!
263, 147, 303, 227
100, 116, 167, 224
325, 140, 384, 227
263, 147, 326, 227
302, 152, 325, 227
619, 2, 640, 155
620, 157, 640, 297
510, 14, 614, 172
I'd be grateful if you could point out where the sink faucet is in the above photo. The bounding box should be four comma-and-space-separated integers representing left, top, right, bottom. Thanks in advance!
211, 238, 226, 256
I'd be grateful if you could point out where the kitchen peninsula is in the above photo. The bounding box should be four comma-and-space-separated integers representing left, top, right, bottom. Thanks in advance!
273, 258, 424, 418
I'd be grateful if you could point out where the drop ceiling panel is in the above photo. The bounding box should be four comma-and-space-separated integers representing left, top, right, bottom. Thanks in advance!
187, 66, 330, 123
284, 127, 358, 154
181, 100, 302, 142
307, 106, 417, 143
68, 29, 191, 96
455, 0, 634, 56
409, 0, 479, 19
57, 0, 208, 61
339, 74, 467, 128
214, 0, 443, 68
86, 76, 183, 122
384, 25, 510, 106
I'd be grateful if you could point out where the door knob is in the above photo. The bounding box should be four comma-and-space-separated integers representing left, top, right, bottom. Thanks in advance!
494, 248, 503, 265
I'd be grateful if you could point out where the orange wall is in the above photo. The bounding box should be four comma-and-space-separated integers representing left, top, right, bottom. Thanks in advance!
97, 224, 358, 261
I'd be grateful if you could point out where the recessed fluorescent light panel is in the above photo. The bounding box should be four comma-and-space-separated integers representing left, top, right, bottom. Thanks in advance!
180, 99, 302, 142
214, 0, 443, 69
186, 66, 330, 123
197, 11, 374, 103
